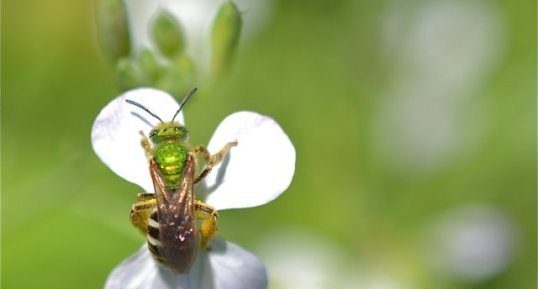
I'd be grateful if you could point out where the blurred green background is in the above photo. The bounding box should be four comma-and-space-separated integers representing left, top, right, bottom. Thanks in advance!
2, 0, 536, 288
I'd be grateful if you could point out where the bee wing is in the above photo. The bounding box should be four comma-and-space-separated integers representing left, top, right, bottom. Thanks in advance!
149, 154, 198, 273
148, 159, 169, 203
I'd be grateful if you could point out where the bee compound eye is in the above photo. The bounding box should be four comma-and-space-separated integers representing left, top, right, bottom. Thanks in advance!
149, 129, 159, 140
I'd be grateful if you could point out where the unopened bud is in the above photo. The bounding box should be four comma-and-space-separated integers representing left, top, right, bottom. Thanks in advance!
156, 57, 196, 99
137, 48, 161, 83
151, 10, 186, 59
116, 58, 145, 91
210, 1, 242, 76
95, 0, 131, 63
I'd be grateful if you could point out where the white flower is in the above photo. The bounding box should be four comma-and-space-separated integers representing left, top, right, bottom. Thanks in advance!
91, 88, 296, 289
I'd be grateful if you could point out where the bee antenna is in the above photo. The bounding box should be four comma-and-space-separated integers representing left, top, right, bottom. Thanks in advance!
172, 87, 198, 121
125, 99, 164, 122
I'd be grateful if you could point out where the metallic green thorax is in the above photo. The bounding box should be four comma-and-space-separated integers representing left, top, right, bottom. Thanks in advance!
149, 122, 189, 190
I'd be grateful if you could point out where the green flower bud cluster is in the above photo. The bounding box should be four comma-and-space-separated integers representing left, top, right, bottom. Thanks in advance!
96, 0, 243, 98
115, 9, 196, 99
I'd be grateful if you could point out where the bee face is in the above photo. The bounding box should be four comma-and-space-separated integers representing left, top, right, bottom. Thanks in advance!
149, 122, 189, 144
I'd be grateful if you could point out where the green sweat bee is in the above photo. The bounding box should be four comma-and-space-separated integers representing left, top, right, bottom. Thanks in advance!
127, 88, 237, 273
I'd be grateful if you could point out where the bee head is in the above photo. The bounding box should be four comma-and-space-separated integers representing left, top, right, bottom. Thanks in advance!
149, 122, 189, 143
125, 88, 198, 143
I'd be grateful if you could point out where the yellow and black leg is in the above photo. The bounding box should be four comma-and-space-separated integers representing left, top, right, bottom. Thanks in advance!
192, 141, 238, 184
130, 193, 156, 235
194, 200, 219, 249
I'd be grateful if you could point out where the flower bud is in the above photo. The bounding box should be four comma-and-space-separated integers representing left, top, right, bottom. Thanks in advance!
156, 56, 196, 99
210, 1, 242, 76
95, 0, 131, 63
137, 48, 161, 83
151, 10, 186, 59
116, 58, 145, 91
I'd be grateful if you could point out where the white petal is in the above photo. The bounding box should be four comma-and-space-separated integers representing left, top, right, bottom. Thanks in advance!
207, 237, 268, 289
201, 112, 295, 210
104, 245, 168, 289
105, 238, 267, 289
92, 88, 183, 191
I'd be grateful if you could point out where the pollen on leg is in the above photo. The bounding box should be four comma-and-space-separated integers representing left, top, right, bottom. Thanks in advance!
195, 200, 219, 249
139, 131, 153, 159
130, 196, 157, 235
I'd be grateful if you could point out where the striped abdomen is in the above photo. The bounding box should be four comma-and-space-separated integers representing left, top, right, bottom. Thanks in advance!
146, 209, 165, 264
146, 207, 198, 273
